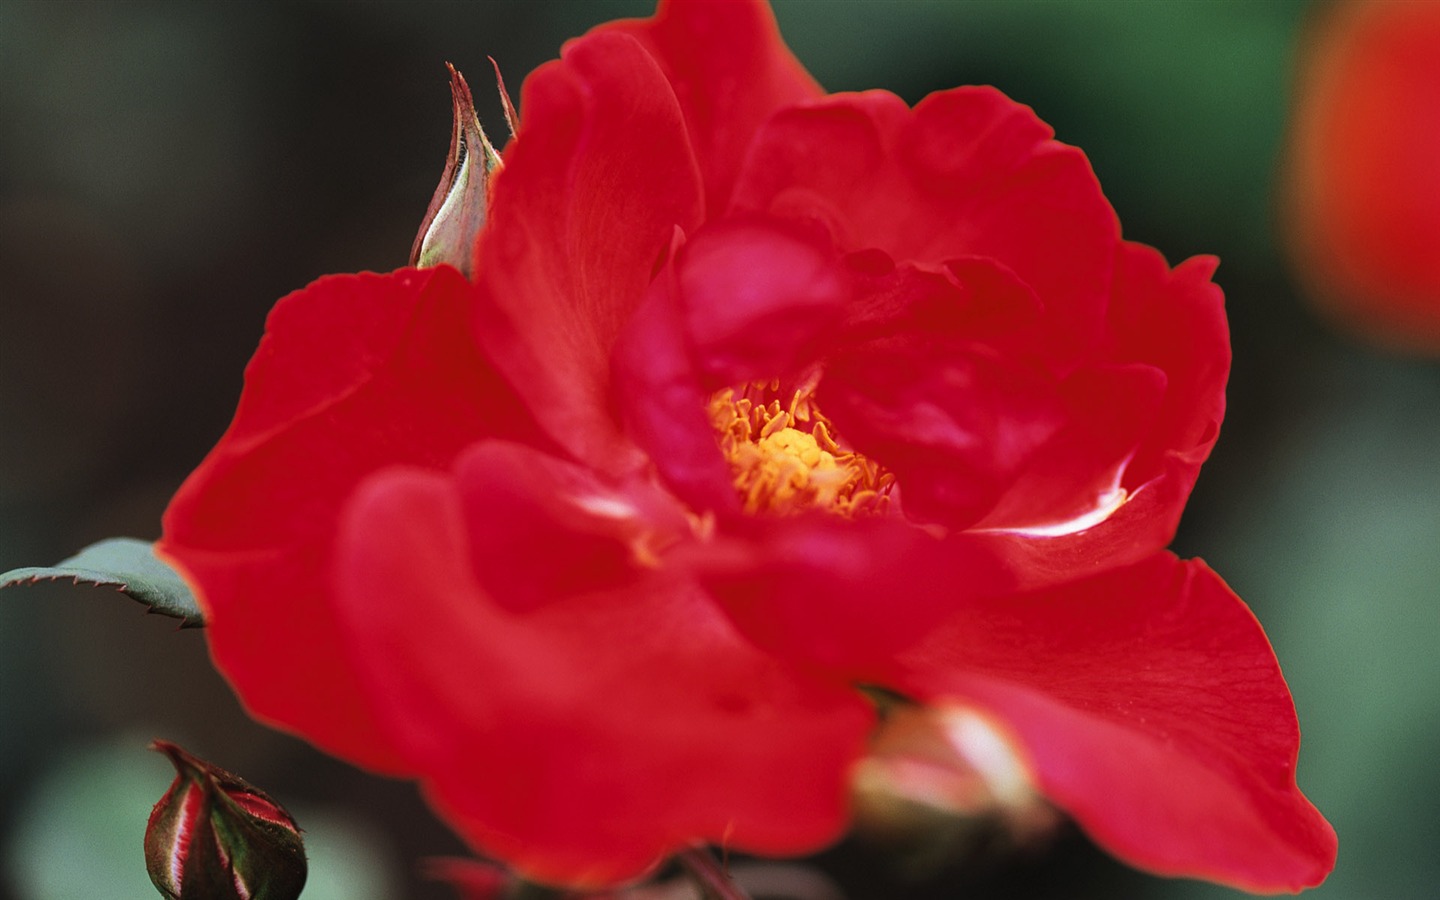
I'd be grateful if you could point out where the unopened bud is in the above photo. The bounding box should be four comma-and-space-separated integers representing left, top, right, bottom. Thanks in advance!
852, 703, 1059, 864
144, 740, 307, 900
410, 64, 503, 278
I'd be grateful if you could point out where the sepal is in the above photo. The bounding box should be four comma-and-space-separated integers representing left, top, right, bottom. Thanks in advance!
411, 64, 503, 277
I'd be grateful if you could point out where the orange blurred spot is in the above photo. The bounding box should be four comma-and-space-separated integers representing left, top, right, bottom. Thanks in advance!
1287, 0, 1440, 352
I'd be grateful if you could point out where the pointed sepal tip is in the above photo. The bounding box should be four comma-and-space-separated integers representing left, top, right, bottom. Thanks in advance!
411, 64, 503, 277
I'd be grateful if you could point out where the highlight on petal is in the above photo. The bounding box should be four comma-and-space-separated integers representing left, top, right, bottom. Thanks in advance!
978, 466, 1129, 538
887, 553, 1337, 893
329, 449, 874, 887
159, 266, 538, 774
472, 30, 705, 475
971, 362, 1165, 536
956, 243, 1229, 591
603, 0, 824, 213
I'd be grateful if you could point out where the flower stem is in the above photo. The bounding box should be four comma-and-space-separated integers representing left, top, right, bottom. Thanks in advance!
676, 846, 752, 900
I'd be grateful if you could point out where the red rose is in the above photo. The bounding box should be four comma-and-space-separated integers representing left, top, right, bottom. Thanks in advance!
160, 0, 1336, 891
1286, 0, 1440, 351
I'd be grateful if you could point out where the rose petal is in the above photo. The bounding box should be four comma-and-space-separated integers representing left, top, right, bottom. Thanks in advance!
733, 86, 1119, 369
887, 553, 1337, 893
687, 516, 1017, 675
159, 267, 538, 773
731, 90, 905, 245
331, 457, 873, 887
954, 243, 1229, 587
610, 236, 742, 516
611, 217, 849, 516
453, 440, 692, 613
837, 254, 1046, 356
1108, 242, 1229, 491
603, 0, 824, 213
973, 362, 1166, 535
676, 216, 849, 386
472, 30, 705, 475
818, 260, 1066, 530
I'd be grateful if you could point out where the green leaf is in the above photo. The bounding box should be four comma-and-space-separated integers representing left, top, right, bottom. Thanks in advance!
0, 538, 204, 627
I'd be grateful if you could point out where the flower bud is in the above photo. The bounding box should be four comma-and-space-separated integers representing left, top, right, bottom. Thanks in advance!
144, 740, 307, 900
410, 64, 503, 278
852, 702, 1059, 865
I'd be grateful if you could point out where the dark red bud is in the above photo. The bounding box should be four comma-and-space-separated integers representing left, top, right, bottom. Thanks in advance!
144, 740, 307, 900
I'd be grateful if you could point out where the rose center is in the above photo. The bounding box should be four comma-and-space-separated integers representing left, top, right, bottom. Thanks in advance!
709, 382, 894, 517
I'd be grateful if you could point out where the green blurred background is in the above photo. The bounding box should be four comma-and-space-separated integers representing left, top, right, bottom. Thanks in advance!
2, 1, 1435, 898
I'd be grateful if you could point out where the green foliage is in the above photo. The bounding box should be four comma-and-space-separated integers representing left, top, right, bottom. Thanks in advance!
0, 538, 204, 628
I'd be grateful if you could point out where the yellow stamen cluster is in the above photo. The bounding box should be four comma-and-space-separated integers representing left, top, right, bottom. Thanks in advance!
709, 382, 894, 517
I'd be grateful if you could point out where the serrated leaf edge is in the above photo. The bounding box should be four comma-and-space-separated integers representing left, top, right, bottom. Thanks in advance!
1, 540, 206, 628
